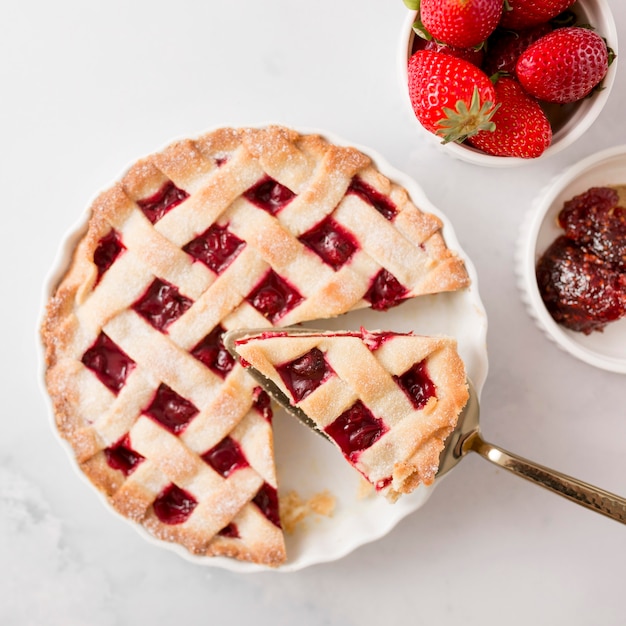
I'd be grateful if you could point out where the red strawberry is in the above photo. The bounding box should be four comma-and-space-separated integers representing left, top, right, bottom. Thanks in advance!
411, 37, 484, 67
482, 23, 552, 76
420, 0, 503, 49
516, 27, 609, 104
408, 50, 498, 143
500, 0, 576, 30
466, 77, 552, 158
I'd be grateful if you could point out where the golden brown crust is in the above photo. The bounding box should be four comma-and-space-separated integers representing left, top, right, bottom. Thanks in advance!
234, 330, 469, 500
40, 125, 470, 567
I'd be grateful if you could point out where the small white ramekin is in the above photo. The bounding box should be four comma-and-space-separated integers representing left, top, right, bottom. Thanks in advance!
398, 0, 618, 168
516, 145, 626, 373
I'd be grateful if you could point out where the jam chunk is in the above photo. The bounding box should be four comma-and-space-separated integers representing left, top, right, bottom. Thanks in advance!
325, 401, 387, 460
137, 181, 189, 224
246, 270, 303, 323
153, 484, 197, 525
202, 436, 249, 477
244, 177, 295, 215
143, 383, 199, 434
81, 332, 135, 393
536, 186, 626, 334
104, 435, 144, 476
191, 325, 235, 378
276, 348, 333, 403
348, 176, 397, 221
93, 230, 125, 284
183, 224, 245, 275
364, 268, 408, 311
253, 483, 281, 528
132, 278, 193, 331
395, 359, 437, 410
299, 217, 358, 270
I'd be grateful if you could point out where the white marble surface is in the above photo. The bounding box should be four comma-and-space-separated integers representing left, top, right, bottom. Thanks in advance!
4, 0, 626, 623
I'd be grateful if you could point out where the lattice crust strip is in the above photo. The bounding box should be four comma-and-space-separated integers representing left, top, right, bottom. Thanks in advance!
232, 330, 469, 501
41, 126, 470, 567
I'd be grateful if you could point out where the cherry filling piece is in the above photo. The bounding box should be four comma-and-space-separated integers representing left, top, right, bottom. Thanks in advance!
253, 387, 273, 422
253, 483, 281, 528
183, 223, 245, 275
104, 435, 144, 476
201, 436, 249, 478
132, 278, 193, 331
246, 269, 303, 323
395, 359, 437, 410
244, 176, 295, 215
325, 401, 387, 460
277, 348, 333, 403
299, 217, 358, 270
143, 383, 199, 435
218, 523, 240, 538
93, 230, 125, 284
81, 332, 136, 394
191, 325, 235, 378
364, 268, 409, 311
348, 176, 397, 221
153, 484, 197, 525
136, 180, 189, 224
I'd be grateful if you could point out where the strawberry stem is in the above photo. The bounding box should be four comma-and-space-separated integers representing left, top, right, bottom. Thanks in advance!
436, 87, 499, 144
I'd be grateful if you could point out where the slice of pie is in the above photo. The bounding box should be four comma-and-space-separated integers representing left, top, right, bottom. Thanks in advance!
41, 125, 470, 566
231, 328, 469, 501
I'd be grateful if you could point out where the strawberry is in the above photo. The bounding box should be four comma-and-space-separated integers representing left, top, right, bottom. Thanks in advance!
420, 0, 503, 49
500, 0, 576, 30
482, 23, 552, 76
411, 37, 484, 67
516, 27, 609, 104
466, 77, 552, 158
408, 50, 498, 143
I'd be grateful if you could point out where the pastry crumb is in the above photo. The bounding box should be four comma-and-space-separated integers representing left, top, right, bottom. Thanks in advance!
357, 477, 375, 499
279, 490, 335, 534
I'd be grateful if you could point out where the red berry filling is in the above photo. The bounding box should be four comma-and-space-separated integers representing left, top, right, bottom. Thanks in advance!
299, 217, 358, 270
364, 268, 408, 311
243, 176, 295, 215
93, 230, 125, 284
276, 348, 333, 403
136, 181, 189, 224
394, 359, 437, 410
201, 436, 249, 478
348, 177, 397, 221
218, 523, 240, 538
253, 483, 281, 528
246, 269, 303, 323
183, 223, 245, 275
81, 332, 136, 394
104, 434, 144, 476
153, 484, 197, 525
325, 401, 387, 460
253, 387, 273, 421
143, 383, 199, 435
132, 278, 193, 331
191, 325, 235, 379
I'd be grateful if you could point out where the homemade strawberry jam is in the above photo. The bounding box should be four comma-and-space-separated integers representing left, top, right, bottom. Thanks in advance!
536, 187, 626, 334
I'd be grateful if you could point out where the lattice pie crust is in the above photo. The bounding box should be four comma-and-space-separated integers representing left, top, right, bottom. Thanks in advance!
41, 126, 470, 566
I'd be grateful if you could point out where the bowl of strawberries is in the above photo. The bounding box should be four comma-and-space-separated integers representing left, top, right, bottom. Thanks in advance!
399, 0, 618, 166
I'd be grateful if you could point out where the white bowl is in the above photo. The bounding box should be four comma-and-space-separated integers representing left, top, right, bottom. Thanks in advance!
398, 0, 618, 168
516, 145, 626, 373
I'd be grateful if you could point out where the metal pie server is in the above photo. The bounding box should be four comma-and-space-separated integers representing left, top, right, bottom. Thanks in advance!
225, 329, 626, 525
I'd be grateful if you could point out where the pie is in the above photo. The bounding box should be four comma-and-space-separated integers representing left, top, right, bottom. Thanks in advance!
230, 328, 468, 501
40, 125, 470, 567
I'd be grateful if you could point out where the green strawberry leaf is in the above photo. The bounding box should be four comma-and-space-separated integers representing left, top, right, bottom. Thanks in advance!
436, 87, 499, 144
403, 0, 420, 10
